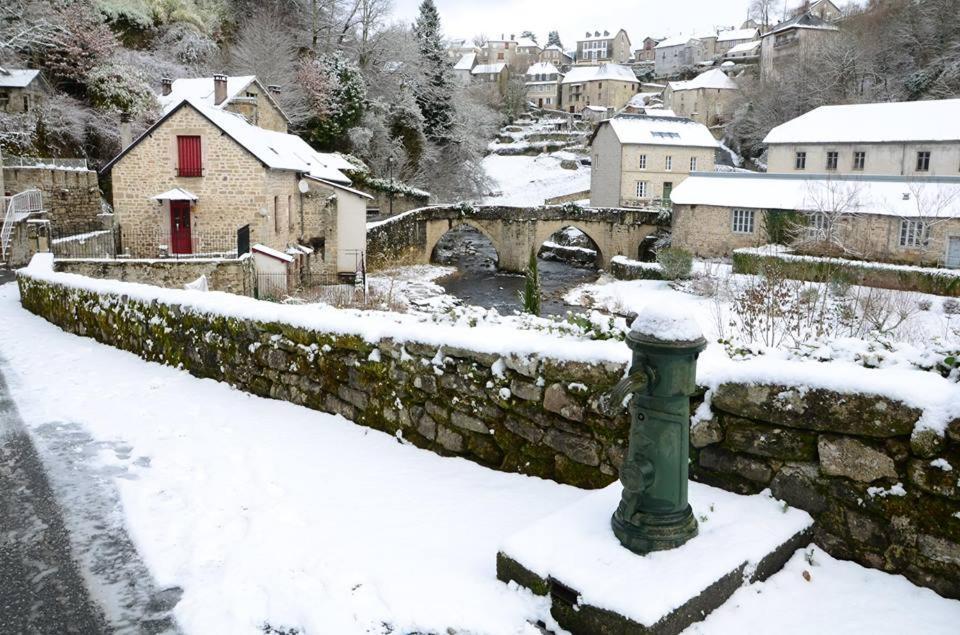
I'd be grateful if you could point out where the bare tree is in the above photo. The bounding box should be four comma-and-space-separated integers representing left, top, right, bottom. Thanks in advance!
749, 0, 781, 29
792, 179, 868, 257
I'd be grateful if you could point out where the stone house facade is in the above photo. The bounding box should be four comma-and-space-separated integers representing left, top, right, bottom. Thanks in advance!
559, 64, 638, 113
662, 69, 739, 127
575, 29, 632, 65
670, 172, 960, 268
715, 27, 760, 55
634, 37, 663, 62
654, 36, 713, 78
764, 100, 960, 177
0, 68, 50, 113
3, 166, 102, 234
102, 100, 369, 276
759, 12, 841, 83
539, 45, 573, 69
590, 115, 719, 207
471, 63, 510, 97
525, 63, 561, 109
158, 75, 289, 133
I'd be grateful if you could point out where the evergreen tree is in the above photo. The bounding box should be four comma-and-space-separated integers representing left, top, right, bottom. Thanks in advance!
412, 0, 455, 144
298, 52, 367, 151
519, 248, 542, 316
520, 30, 538, 44
546, 30, 563, 48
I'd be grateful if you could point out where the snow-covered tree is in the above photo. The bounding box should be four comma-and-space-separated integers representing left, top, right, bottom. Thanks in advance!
412, 0, 455, 144
298, 51, 367, 151
520, 30, 537, 44
86, 62, 158, 117
546, 30, 562, 48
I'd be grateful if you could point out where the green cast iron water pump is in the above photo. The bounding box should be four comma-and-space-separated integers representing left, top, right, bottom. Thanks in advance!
609, 322, 706, 555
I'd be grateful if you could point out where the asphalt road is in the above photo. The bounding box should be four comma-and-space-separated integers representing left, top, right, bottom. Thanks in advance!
0, 369, 110, 634
0, 269, 14, 285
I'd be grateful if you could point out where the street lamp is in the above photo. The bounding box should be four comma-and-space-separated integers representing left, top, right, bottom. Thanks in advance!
387, 156, 394, 217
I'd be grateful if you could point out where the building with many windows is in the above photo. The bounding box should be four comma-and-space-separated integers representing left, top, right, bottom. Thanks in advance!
525, 62, 561, 109
575, 29, 632, 65
763, 99, 960, 177
589, 114, 719, 207
662, 69, 739, 127
559, 63, 638, 113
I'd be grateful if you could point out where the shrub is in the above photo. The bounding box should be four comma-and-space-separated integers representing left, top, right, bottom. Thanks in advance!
944, 298, 960, 315
918, 299, 933, 311
656, 248, 693, 280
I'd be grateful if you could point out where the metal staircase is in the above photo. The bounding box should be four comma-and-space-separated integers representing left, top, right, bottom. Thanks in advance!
1, 190, 43, 263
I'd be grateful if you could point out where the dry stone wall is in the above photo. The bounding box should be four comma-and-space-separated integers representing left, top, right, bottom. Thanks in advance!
3, 167, 102, 233
691, 383, 960, 599
54, 258, 255, 296
17, 272, 960, 599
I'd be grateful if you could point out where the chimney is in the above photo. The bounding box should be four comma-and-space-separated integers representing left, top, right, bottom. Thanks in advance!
161, 77, 172, 96
213, 74, 227, 105
119, 113, 132, 150
267, 85, 281, 97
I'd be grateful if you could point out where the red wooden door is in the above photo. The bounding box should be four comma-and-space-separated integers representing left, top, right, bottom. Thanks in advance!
170, 201, 192, 254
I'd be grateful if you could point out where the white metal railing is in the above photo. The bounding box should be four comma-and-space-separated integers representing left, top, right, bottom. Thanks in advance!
1, 190, 44, 262
2, 156, 88, 170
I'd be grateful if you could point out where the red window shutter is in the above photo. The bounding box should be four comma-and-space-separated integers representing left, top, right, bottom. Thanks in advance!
177, 136, 202, 177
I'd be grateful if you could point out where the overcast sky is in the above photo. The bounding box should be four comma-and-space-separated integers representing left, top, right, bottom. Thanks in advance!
388, 0, 775, 49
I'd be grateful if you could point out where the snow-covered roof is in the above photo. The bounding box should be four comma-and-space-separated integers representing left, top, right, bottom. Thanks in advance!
526, 62, 560, 77
561, 64, 636, 85
543, 44, 565, 52
668, 69, 738, 92
717, 28, 759, 42
764, 99, 960, 145
726, 40, 762, 55
517, 37, 540, 49
151, 187, 198, 201
158, 76, 252, 111
656, 35, 695, 49
0, 69, 41, 88
454, 53, 477, 71
472, 63, 507, 75
765, 12, 840, 36
252, 243, 294, 263
102, 99, 351, 184
600, 115, 720, 148
671, 172, 960, 218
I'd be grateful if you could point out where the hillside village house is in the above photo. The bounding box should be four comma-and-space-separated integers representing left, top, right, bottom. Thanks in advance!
559, 64, 638, 114
714, 27, 760, 55
662, 69, 739, 127
446, 38, 478, 63
479, 38, 519, 69
763, 99, 960, 177
0, 68, 50, 113
101, 96, 370, 277
454, 52, 477, 84
590, 114, 719, 207
525, 62, 561, 109
670, 172, 960, 268
634, 37, 664, 62
515, 37, 543, 72
540, 44, 573, 69
801, 0, 843, 22
724, 40, 762, 61
158, 74, 288, 133
471, 63, 510, 97
654, 35, 713, 77
759, 12, 840, 82
575, 29, 632, 65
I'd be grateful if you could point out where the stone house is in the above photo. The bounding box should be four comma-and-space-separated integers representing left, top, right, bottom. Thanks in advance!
798, 0, 843, 22
454, 52, 477, 84
559, 64, 639, 114
471, 63, 510, 97
589, 114, 719, 207
759, 12, 840, 83
446, 38, 478, 63
764, 99, 960, 178
654, 35, 712, 78
100, 99, 370, 276
575, 29, 632, 65
670, 171, 960, 268
715, 27, 760, 56
158, 75, 289, 133
525, 62, 562, 109
634, 37, 664, 62
515, 37, 543, 72
725, 40, 762, 61
479, 38, 519, 69
662, 69, 739, 127
540, 44, 574, 69
0, 68, 50, 113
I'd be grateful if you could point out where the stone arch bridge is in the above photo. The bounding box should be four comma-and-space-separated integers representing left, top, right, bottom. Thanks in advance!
366, 205, 665, 272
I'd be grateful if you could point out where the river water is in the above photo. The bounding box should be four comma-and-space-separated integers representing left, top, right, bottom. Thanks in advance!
432, 225, 600, 316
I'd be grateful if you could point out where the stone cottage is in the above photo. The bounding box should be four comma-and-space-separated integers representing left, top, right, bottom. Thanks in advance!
525, 62, 562, 109
662, 69, 739, 127
0, 67, 50, 113
670, 171, 960, 268
575, 29, 632, 65
589, 114, 719, 207
158, 74, 289, 133
559, 64, 639, 114
100, 99, 370, 277
759, 12, 841, 83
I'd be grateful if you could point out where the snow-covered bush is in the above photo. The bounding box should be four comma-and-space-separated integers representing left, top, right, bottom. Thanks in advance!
86, 63, 158, 116
944, 298, 960, 315
656, 248, 693, 281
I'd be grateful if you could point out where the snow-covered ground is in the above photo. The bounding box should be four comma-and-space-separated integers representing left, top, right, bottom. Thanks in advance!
2, 277, 960, 633
481, 152, 591, 207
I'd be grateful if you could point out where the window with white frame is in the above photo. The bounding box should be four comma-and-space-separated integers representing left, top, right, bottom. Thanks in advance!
689, 156, 697, 171
731, 209, 755, 234
795, 151, 806, 170
665, 155, 673, 171
638, 154, 647, 169
917, 151, 931, 172
807, 212, 829, 241
899, 219, 929, 248
853, 151, 866, 171
636, 181, 649, 198
826, 151, 839, 170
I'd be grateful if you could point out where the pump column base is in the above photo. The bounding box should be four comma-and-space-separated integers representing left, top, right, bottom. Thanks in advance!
611, 504, 698, 555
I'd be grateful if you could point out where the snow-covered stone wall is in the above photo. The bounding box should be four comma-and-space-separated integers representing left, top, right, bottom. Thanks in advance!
53, 257, 256, 296
17, 266, 960, 598
690, 383, 960, 600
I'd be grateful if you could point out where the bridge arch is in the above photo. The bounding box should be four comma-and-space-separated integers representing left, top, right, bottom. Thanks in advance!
536, 224, 604, 269
533, 222, 606, 269
427, 218, 503, 268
